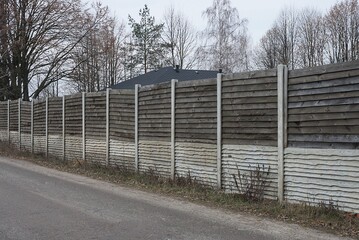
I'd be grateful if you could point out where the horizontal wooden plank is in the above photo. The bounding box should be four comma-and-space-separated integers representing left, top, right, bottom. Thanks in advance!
175, 84, 216, 93
222, 133, 277, 140
222, 90, 277, 98
287, 141, 359, 149
222, 96, 277, 104
288, 126, 359, 134
222, 108, 277, 116
222, 69, 277, 81
289, 75, 359, 91
175, 96, 217, 104
176, 118, 217, 124
289, 60, 359, 79
138, 93, 171, 101
139, 86, 171, 95
288, 104, 359, 114
222, 103, 277, 110
289, 83, 359, 97
289, 98, 359, 109
175, 108, 216, 114
110, 97, 135, 103
288, 134, 359, 143
138, 108, 171, 115
288, 112, 359, 122
288, 119, 359, 127
175, 102, 216, 109
138, 99, 172, 106
223, 121, 277, 128
222, 78, 277, 90
175, 112, 217, 119
138, 114, 171, 119
222, 111, 277, 122
176, 91, 216, 99
222, 127, 277, 134
289, 90, 359, 103
175, 132, 216, 141
223, 83, 277, 93
176, 128, 216, 134
108, 89, 135, 95
176, 78, 216, 88
139, 82, 172, 92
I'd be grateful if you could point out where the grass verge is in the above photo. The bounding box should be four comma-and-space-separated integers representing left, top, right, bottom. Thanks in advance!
0, 143, 358, 239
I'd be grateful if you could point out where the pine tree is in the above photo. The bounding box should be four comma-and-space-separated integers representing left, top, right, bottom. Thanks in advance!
128, 5, 165, 74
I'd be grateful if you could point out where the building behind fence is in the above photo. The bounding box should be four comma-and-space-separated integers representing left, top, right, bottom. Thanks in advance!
0, 61, 358, 213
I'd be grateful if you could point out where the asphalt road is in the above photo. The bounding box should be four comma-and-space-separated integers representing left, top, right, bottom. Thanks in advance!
0, 156, 349, 240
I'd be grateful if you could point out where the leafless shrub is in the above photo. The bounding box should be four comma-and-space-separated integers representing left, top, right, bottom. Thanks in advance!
232, 164, 270, 202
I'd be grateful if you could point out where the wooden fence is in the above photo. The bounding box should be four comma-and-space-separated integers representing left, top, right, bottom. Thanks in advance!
0, 61, 358, 213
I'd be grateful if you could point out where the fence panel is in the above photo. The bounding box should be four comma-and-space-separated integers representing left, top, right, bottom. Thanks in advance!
48, 97, 63, 158
221, 70, 278, 197
175, 79, 217, 186
288, 62, 359, 149
1, 60, 359, 214
138, 83, 172, 177
65, 94, 82, 161
109, 89, 135, 170
85, 92, 107, 165
0, 101, 8, 141
33, 99, 46, 154
285, 61, 359, 213
20, 101, 31, 151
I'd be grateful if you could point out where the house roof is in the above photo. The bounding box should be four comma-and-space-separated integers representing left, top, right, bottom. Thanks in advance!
111, 66, 219, 89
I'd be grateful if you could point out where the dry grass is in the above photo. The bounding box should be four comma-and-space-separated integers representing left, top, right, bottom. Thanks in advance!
1, 143, 358, 239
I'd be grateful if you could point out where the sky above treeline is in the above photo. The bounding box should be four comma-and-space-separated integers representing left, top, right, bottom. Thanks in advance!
98, 0, 339, 44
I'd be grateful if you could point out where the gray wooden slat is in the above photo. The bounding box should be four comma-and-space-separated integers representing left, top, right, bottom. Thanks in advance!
289, 60, 359, 79
222, 69, 277, 80
289, 98, 359, 109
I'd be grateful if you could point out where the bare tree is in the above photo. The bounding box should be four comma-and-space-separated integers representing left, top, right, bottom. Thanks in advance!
0, 0, 107, 100
69, 11, 127, 93
254, 7, 299, 70
325, 0, 359, 63
274, 7, 299, 70
199, 0, 250, 73
297, 8, 326, 68
253, 29, 279, 69
162, 7, 198, 69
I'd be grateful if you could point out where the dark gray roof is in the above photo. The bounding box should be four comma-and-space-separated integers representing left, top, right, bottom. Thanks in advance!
111, 66, 218, 89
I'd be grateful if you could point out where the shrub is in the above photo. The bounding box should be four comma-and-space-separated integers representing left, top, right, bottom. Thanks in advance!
232, 164, 270, 202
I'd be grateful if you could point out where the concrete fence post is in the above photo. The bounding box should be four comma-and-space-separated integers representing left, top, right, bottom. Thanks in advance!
106, 88, 110, 166
171, 79, 178, 180
45, 97, 48, 157
82, 92, 86, 161
135, 84, 141, 172
7, 100, 10, 144
277, 64, 288, 203
18, 99, 21, 150
62, 95, 66, 161
31, 100, 34, 153
217, 73, 222, 189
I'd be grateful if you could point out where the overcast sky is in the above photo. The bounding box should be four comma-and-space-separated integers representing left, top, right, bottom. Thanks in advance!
98, 0, 339, 45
